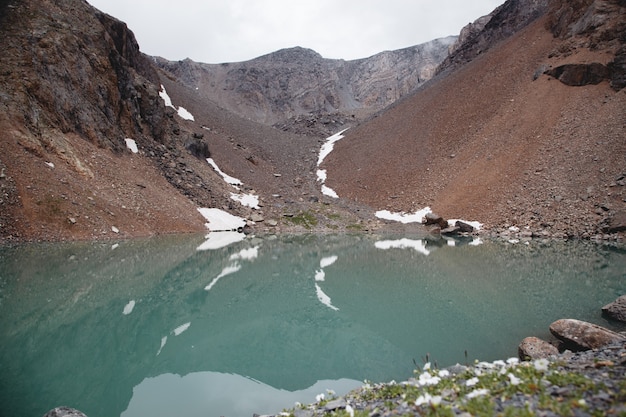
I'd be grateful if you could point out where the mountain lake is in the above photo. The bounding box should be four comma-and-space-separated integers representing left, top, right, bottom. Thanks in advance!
1, 233, 624, 417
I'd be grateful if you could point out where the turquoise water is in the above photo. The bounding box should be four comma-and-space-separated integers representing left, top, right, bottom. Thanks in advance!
0, 233, 624, 417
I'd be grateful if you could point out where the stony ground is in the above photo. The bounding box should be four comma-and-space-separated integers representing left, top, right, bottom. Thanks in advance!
276, 342, 626, 417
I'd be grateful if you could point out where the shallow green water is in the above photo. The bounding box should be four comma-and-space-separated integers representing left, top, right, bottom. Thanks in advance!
0, 233, 624, 417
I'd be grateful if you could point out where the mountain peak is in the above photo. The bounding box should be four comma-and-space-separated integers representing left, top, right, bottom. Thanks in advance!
254, 46, 324, 63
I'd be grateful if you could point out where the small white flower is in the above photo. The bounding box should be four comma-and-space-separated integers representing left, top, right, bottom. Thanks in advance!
346, 403, 354, 417
578, 399, 587, 406
326, 389, 335, 396
466, 377, 479, 387
423, 362, 431, 371
294, 402, 302, 407
506, 357, 519, 365
430, 395, 442, 406
534, 358, 549, 371
493, 360, 506, 367
315, 393, 325, 402
438, 369, 450, 378
466, 388, 490, 399
507, 373, 521, 385
415, 393, 432, 406
418, 371, 441, 386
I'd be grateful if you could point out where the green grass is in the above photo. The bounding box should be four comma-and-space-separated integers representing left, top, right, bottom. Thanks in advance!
284, 211, 318, 229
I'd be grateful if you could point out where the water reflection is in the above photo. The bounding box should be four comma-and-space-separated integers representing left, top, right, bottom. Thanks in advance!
0, 234, 624, 417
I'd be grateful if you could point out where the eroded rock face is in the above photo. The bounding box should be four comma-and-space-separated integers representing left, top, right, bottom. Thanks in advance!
155, 38, 457, 128
549, 319, 626, 351
602, 295, 626, 322
437, 0, 550, 75
518, 336, 559, 360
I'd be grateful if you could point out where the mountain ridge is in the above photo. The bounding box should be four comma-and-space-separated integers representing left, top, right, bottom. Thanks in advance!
154, 36, 456, 133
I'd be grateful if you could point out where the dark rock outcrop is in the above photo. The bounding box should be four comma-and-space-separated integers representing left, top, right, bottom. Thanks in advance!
518, 336, 559, 360
549, 318, 626, 351
602, 295, 626, 322
545, 63, 609, 85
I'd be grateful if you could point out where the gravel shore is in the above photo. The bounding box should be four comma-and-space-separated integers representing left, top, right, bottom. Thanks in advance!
273, 342, 626, 417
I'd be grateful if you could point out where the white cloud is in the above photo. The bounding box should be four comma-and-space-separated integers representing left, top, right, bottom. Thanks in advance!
88, 0, 504, 63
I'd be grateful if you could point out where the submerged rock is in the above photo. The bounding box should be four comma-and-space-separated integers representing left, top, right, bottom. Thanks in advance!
43, 407, 87, 417
549, 318, 626, 351
602, 295, 626, 323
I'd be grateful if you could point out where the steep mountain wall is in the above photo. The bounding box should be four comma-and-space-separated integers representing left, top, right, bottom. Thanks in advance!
155, 37, 456, 129
324, 0, 626, 238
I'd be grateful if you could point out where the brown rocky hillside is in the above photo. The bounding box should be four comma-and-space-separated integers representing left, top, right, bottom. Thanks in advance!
324, 0, 626, 239
0, 0, 624, 243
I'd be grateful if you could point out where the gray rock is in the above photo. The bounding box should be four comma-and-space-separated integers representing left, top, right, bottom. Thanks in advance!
602, 295, 626, 323
43, 407, 87, 417
549, 319, 626, 351
324, 398, 347, 411
518, 336, 559, 360
250, 213, 264, 222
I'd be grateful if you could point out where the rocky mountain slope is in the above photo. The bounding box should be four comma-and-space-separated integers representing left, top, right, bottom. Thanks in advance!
0, 0, 360, 242
154, 37, 456, 136
0, 0, 624, 243
324, 0, 626, 239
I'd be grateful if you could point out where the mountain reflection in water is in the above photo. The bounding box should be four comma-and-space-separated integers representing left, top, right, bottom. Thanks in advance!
0, 234, 624, 417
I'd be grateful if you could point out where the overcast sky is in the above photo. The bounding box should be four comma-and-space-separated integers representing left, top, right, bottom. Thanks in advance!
88, 0, 504, 64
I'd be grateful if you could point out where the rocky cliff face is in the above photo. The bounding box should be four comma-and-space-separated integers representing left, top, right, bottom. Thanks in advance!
437, 0, 550, 74
0, 0, 239, 240
155, 37, 456, 133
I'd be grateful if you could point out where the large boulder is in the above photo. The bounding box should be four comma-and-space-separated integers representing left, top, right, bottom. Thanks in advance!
518, 336, 559, 360
545, 63, 609, 86
549, 318, 626, 351
423, 212, 448, 229
602, 295, 626, 323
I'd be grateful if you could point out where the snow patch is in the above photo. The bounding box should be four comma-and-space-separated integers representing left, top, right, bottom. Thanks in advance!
376, 207, 432, 224
230, 192, 259, 209
230, 246, 259, 261
315, 283, 339, 311
320, 256, 338, 269
173, 322, 191, 336
177, 106, 195, 121
125, 138, 138, 153
197, 232, 246, 251
156, 336, 167, 356
204, 264, 242, 291
122, 300, 136, 315
159, 85, 174, 108
207, 158, 242, 186
321, 185, 339, 199
318, 128, 349, 165
315, 269, 326, 282
375, 238, 431, 256
315, 129, 349, 198
197, 208, 245, 231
